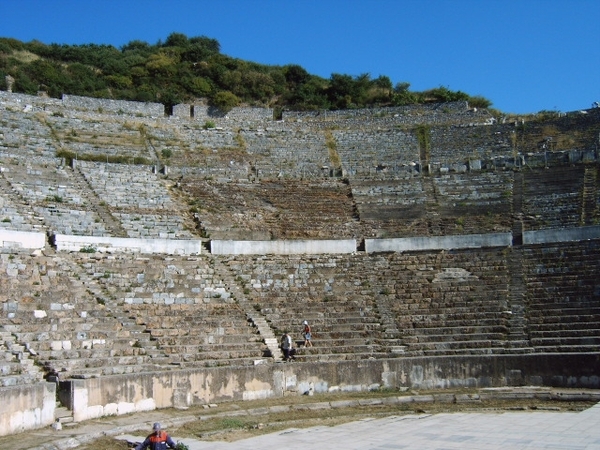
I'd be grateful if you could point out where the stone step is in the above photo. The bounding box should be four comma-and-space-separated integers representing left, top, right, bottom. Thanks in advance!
533, 344, 600, 353
528, 322, 600, 332
529, 328, 600, 338
179, 356, 270, 369
404, 347, 508, 357
530, 336, 600, 346
159, 342, 266, 353
406, 339, 507, 351
405, 325, 508, 335
166, 348, 267, 362
291, 351, 394, 363
406, 332, 507, 344
55, 406, 74, 424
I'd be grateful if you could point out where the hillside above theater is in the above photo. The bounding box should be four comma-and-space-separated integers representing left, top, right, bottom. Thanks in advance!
0, 33, 492, 113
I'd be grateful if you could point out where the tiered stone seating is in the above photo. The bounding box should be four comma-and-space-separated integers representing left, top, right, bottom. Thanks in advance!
125, 302, 264, 367
0, 107, 56, 160
430, 171, 513, 234
350, 171, 513, 238
78, 161, 195, 239
113, 212, 192, 239
334, 129, 419, 179
1, 94, 599, 383
0, 327, 42, 386
241, 129, 329, 178
79, 162, 173, 209
429, 123, 514, 164
180, 178, 363, 240
0, 168, 40, 233
351, 176, 426, 220
523, 240, 600, 352
375, 249, 511, 356
44, 113, 150, 160
164, 126, 254, 178
225, 254, 401, 361
0, 249, 159, 379
522, 166, 585, 230
1, 159, 107, 236
283, 102, 492, 128
76, 253, 267, 368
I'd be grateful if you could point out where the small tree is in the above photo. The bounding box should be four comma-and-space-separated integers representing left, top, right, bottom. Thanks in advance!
468, 95, 492, 109
210, 90, 240, 114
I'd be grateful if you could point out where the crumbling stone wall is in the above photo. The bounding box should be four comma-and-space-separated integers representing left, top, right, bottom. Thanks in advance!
172, 103, 273, 124
62, 94, 163, 117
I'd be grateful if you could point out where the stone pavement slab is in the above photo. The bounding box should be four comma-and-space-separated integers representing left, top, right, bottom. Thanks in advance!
117, 402, 600, 450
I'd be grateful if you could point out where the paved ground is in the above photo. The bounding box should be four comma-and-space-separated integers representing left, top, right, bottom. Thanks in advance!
14, 389, 599, 450
116, 402, 600, 450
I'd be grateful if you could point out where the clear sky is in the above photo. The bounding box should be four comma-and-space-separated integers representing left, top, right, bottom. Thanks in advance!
1, 0, 598, 114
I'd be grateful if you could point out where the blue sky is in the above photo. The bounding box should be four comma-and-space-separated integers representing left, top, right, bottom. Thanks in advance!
1, 0, 598, 114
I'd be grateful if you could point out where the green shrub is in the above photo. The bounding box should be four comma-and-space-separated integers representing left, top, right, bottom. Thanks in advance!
210, 90, 240, 114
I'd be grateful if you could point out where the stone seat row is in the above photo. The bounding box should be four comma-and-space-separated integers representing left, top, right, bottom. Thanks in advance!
531, 344, 600, 353
150, 330, 260, 344
401, 313, 510, 329
176, 356, 269, 369
403, 345, 509, 357
290, 340, 400, 356
528, 322, 600, 333
291, 351, 392, 363
34, 205, 107, 236
158, 346, 266, 362
402, 331, 508, 345
530, 335, 600, 347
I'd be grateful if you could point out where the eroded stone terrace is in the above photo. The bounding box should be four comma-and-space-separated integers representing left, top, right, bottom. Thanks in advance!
1, 93, 600, 390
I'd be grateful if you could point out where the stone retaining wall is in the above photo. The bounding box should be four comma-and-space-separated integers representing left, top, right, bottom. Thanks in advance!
53, 234, 202, 255
62, 95, 163, 117
3, 225, 598, 255
0, 382, 55, 437
0, 229, 45, 249
173, 104, 274, 123
365, 232, 512, 253
66, 354, 600, 422
523, 225, 600, 245
211, 239, 356, 255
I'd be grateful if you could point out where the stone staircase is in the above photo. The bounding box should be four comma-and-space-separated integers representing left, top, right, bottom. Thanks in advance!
0, 326, 43, 386
422, 175, 442, 235
504, 172, 534, 353
506, 247, 533, 353
211, 256, 283, 362
70, 163, 128, 237
74, 253, 270, 369
581, 165, 599, 225
0, 166, 42, 232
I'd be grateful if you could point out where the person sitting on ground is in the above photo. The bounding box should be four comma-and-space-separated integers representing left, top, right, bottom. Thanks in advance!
302, 320, 313, 348
135, 422, 177, 450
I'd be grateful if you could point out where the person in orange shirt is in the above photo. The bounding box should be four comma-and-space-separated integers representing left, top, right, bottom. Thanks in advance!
135, 422, 177, 450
